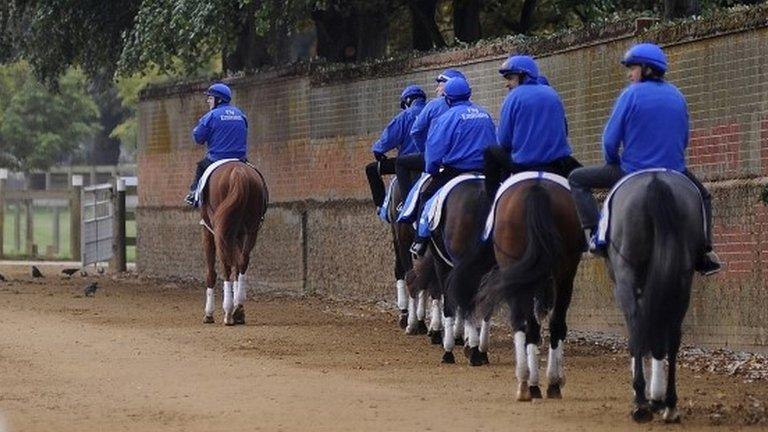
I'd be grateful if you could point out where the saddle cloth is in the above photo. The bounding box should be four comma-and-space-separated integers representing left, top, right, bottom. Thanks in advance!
378, 178, 397, 223
482, 171, 570, 241
397, 173, 431, 223
417, 173, 485, 238
596, 168, 705, 247
194, 158, 240, 206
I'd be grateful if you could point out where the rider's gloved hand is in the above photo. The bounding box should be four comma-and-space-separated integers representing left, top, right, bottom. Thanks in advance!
373, 151, 387, 162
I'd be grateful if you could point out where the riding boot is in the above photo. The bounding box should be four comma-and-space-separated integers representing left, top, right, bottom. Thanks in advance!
584, 227, 606, 257
184, 191, 196, 206
695, 192, 721, 276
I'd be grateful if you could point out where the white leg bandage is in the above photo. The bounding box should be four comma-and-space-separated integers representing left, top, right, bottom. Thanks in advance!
479, 319, 491, 352
547, 339, 565, 386
442, 317, 455, 352
514, 331, 529, 382
222, 281, 234, 313
234, 273, 247, 306
465, 321, 479, 348
454, 311, 464, 341
527, 344, 540, 386
650, 358, 667, 401
396, 279, 408, 310
430, 298, 442, 331
417, 290, 427, 321
407, 297, 418, 330
204, 287, 215, 316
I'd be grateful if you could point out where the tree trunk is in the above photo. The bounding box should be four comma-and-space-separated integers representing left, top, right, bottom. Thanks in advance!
453, 0, 481, 43
664, 0, 700, 19
312, 6, 357, 62
518, 0, 538, 34
223, 0, 271, 73
356, 10, 388, 60
88, 84, 127, 165
409, 0, 445, 51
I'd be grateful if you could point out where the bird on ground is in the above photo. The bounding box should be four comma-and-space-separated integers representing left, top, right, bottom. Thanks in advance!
31, 265, 44, 278
61, 268, 80, 277
84, 282, 98, 297
0, 273, 6, 282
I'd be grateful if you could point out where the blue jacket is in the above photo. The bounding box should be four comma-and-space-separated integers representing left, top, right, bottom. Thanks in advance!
371, 99, 425, 156
497, 82, 572, 166
424, 101, 497, 174
603, 81, 688, 173
410, 97, 450, 153
193, 103, 248, 160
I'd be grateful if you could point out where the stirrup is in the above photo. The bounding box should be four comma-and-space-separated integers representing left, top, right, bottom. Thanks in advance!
697, 251, 722, 276
409, 241, 427, 258
184, 192, 196, 206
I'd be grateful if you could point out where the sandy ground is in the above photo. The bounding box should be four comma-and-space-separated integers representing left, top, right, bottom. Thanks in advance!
0, 264, 766, 432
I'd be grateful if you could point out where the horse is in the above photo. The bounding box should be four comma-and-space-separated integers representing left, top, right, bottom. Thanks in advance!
200, 162, 268, 325
604, 171, 703, 423
456, 176, 582, 400
408, 177, 492, 363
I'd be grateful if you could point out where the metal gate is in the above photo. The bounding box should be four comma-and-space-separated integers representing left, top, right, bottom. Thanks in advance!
81, 183, 114, 266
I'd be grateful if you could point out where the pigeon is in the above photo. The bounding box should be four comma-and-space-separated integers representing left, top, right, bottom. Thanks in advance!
97, 267, 105, 275
0, 273, 6, 282
31, 265, 44, 278
61, 268, 80, 277
84, 282, 98, 297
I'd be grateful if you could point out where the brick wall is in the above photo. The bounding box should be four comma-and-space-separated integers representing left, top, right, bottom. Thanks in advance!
137, 8, 768, 351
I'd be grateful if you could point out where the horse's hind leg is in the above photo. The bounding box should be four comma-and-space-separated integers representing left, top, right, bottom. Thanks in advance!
525, 314, 543, 399
203, 227, 216, 324
662, 327, 682, 423
233, 234, 257, 325
393, 237, 408, 329
546, 275, 574, 399
509, 300, 533, 401
222, 263, 235, 326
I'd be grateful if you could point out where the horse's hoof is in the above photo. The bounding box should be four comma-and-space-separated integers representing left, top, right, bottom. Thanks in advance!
662, 407, 681, 423
530, 386, 543, 399
416, 320, 428, 335
441, 351, 455, 364
632, 404, 653, 423
517, 381, 532, 402
650, 399, 665, 413
223, 311, 235, 326
232, 305, 245, 325
469, 347, 484, 367
398, 312, 408, 329
546, 384, 562, 399
479, 351, 490, 365
202, 315, 214, 324
429, 330, 442, 345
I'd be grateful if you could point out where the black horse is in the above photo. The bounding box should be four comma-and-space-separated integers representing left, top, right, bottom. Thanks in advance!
604, 171, 703, 423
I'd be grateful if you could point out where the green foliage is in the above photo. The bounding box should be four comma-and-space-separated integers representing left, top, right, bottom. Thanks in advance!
0, 65, 99, 170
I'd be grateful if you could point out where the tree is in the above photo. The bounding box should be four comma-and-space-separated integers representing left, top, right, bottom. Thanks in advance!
409, 0, 447, 51
0, 66, 99, 170
453, 0, 481, 43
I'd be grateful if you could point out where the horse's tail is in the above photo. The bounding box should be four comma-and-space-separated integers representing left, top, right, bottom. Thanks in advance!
213, 166, 256, 267
476, 182, 562, 322
635, 175, 685, 355
447, 238, 495, 319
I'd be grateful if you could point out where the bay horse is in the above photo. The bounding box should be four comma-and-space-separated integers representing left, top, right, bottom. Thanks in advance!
604, 171, 703, 423
408, 177, 492, 363
201, 162, 268, 325
459, 176, 582, 400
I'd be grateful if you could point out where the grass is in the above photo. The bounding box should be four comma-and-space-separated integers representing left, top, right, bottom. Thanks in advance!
3, 204, 136, 262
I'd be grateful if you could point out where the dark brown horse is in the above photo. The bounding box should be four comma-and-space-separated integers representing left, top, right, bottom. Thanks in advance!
201, 162, 268, 325
454, 177, 582, 400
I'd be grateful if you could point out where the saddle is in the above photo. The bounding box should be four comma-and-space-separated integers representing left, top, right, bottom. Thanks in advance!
482, 171, 570, 241
194, 159, 269, 211
595, 168, 705, 248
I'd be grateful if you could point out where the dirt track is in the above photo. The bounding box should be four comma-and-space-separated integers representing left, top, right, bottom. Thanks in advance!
0, 265, 766, 432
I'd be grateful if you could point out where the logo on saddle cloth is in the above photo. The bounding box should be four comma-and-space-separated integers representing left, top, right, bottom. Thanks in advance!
482, 171, 571, 241
595, 168, 705, 247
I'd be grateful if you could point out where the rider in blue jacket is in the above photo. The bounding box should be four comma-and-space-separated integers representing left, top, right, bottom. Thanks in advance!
395, 69, 466, 197
409, 77, 498, 256
567, 43, 721, 275
364, 85, 426, 208
484, 55, 581, 199
185, 83, 248, 205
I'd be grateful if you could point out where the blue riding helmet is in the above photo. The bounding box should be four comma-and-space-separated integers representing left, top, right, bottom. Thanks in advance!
443, 77, 471, 105
205, 83, 232, 103
435, 68, 466, 83
621, 43, 667, 73
498, 55, 540, 79
400, 84, 427, 109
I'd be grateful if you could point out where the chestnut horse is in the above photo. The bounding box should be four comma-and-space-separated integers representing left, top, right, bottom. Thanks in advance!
201, 162, 268, 325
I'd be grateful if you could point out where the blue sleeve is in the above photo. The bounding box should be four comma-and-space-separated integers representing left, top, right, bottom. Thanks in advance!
193, 112, 213, 144
372, 112, 406, 154
424, 115, 454, 174
497, 95, 515, 153
410, 105, 432, 153
602, 89, 630, 165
